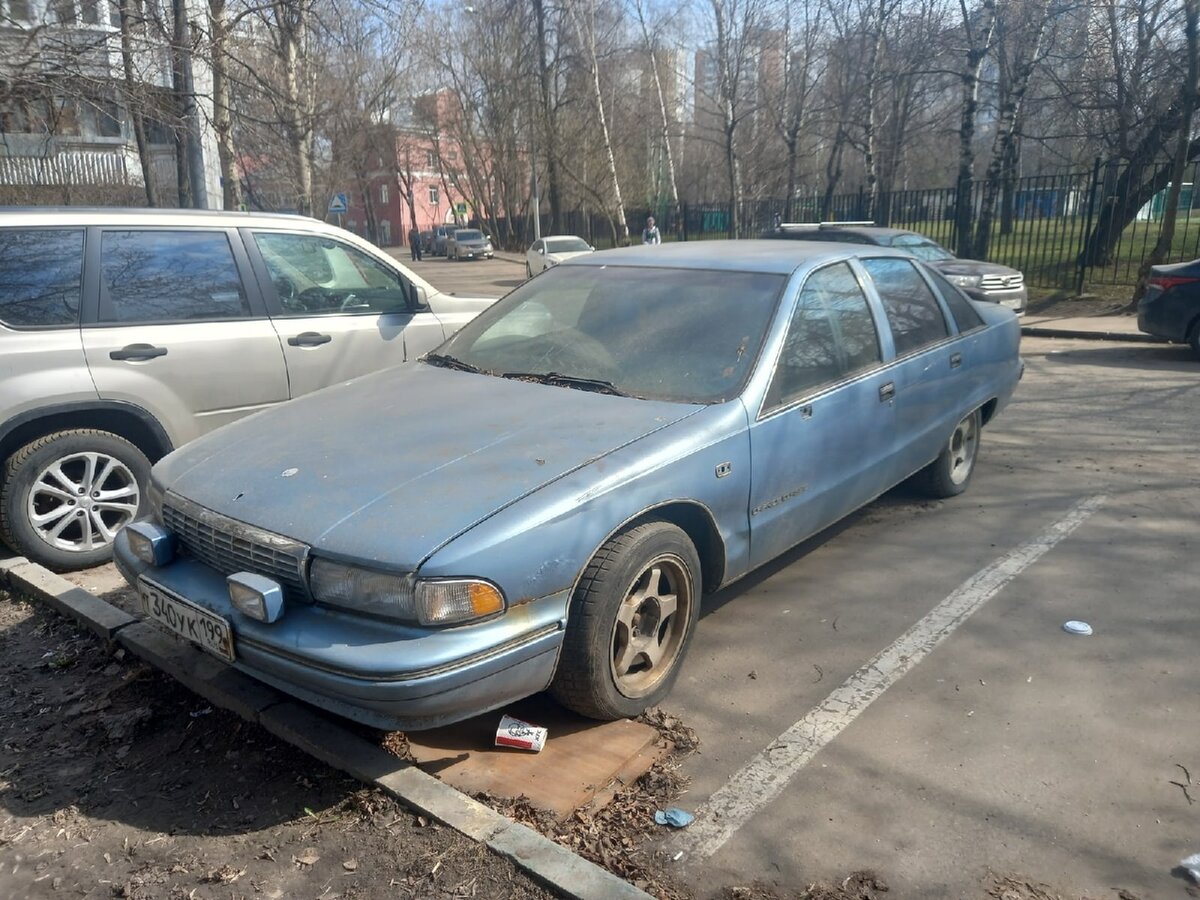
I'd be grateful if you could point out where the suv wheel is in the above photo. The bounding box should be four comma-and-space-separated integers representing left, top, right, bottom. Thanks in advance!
1, 429, 150, 571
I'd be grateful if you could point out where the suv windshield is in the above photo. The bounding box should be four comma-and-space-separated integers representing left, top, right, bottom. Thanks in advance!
889, 234, 955, 262
455, 230, 483, 241
432, 265, 784, 404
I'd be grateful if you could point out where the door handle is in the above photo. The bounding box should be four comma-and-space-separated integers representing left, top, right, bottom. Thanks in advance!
879, 382, 895, 403
950, 352, 963, 368
287, 332, 332, 347
110, 343, 167, 361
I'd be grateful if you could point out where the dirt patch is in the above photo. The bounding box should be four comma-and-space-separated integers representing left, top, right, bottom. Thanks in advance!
713, 871, 888, 899
0, 591, 552, 900
1026, 292, 1130, 319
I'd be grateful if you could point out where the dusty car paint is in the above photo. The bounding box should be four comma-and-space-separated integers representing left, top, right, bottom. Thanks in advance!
115, 241, 1022, 730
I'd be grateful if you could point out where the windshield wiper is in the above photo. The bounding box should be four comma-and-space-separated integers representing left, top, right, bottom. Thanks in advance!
423, 352, 481, 373
500, 371, 629, 397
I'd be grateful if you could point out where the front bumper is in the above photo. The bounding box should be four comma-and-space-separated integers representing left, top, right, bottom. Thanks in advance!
114, 529, 567, 730
458, 248, 493, 260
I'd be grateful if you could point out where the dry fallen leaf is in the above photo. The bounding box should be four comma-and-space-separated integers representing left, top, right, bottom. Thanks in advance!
342, 858, 358, 872
294, 848, 320, 867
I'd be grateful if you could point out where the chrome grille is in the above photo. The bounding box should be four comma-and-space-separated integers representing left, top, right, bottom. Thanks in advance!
162, 494, 308, 596
980, 273, 1024, 290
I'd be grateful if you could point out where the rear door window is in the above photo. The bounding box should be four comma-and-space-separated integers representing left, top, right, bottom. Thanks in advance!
0, 228, 84, 327
861, 257, 950, 355
99, 230, 250, 323
765, 262, 882, 409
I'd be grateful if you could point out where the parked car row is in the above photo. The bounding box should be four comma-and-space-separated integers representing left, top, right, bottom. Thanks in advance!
0, 209, 493, 571
113, 239, 1023, 731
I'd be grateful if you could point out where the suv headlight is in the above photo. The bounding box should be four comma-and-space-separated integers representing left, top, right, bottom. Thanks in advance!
945, 273, 982, 288
309, 559, 504, 625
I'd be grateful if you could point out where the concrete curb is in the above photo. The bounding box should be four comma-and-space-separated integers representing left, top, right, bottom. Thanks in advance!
0, 555, 650, 900
1020, 325, 1169, 343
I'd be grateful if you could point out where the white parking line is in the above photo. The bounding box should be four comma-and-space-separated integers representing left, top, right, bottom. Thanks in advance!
673, 493, 1108, 861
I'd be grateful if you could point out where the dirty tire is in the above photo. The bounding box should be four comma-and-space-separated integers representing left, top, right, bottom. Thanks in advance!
1, 429, 150, 571
551, 520, 701, 720
525, 262, 532, 279
1188, 318, 1200, 359
913, 408, 981, 499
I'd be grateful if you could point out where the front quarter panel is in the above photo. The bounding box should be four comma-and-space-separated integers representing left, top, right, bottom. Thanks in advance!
418, 402, 753, 605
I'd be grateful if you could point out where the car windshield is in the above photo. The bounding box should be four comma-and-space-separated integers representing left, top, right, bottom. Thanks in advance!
455, 230, 484, 241
889, 234, 955, 261
433, 265, 785, 404
545, 237, 591, 254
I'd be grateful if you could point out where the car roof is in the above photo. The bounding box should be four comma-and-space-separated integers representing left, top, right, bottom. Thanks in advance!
773, 224, 931, 243
0, 206, 357, 232
567, 239, 911, 275
540, 234, 587, 241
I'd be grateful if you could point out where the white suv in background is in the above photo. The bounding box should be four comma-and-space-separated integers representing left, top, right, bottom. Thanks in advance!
0, 208, 493, 571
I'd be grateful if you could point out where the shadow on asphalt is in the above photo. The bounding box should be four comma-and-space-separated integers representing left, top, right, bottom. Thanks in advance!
1040, 343, 1197, 371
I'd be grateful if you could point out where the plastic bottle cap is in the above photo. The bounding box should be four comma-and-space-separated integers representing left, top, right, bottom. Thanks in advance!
1062, 620, 1093, 636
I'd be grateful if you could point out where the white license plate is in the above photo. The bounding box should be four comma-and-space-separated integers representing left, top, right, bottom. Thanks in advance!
138, 578, 235, 662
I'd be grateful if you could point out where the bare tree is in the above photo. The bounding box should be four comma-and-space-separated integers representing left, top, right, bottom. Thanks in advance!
632, 0, 683, 230
951, 0, 997, 257
973, 0, 1053, 258
565, 0, 630, 243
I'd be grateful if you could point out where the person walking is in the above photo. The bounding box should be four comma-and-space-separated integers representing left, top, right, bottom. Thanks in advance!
642, 216, 661, 245
409, 226, 422, 261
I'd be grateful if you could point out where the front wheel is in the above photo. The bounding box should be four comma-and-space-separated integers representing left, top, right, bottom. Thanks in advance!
1187, 318, 1200, 359
551, 521, 701, 720
914, 408, 981, 498
525, 262, 533, 279
1, 429, 150, 571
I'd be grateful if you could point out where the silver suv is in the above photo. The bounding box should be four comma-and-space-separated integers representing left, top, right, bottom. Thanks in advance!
0, 208, 493, 571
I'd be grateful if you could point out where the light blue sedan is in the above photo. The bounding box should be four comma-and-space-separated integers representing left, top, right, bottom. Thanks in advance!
114, 241, 1022, 730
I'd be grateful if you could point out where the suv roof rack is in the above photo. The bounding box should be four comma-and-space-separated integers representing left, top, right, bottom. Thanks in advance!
776, 221, 877, 229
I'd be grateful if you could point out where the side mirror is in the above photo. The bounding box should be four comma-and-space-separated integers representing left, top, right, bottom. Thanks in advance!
411, 283, 429, 309
538, 248, 545, 255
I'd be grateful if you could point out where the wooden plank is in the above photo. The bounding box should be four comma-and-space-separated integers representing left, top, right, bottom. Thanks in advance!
405, 696, 668, 820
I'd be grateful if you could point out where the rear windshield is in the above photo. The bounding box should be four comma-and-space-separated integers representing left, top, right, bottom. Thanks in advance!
455, 230, 483, 241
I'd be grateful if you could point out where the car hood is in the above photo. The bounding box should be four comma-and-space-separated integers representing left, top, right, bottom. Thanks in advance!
157, 364, 701, 568
928, 258, 1021, 278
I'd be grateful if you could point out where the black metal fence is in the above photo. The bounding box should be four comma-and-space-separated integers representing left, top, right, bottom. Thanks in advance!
511, 158, 1200, 294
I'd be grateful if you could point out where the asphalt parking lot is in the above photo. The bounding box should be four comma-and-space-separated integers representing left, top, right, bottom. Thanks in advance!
5, 247, 1194, 898
404, 253, 1199, 896
661, 335, 1198, 898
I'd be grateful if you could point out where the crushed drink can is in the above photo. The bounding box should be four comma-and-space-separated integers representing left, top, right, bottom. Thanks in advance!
494, 714, 548, 752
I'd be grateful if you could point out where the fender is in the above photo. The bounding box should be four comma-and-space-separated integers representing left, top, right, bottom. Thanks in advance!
0, 400, 175, 461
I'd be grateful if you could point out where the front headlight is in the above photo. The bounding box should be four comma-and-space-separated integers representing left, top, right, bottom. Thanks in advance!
309, 560, 505, 626
310, 559, 417, 621
945, 273, 982, 288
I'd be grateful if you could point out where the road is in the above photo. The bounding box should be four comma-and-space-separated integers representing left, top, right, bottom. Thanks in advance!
408, 253, 1199, 896
660, 335, 1198, 898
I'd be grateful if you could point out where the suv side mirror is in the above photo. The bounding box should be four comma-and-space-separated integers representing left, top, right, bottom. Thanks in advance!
411, 283, 429, 309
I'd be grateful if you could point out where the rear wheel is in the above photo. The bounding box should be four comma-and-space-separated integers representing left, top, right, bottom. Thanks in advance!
1, 429, 150, 571
551, 521, 700, 720
914, 408, 981, 499
1188, 318, 1200, 359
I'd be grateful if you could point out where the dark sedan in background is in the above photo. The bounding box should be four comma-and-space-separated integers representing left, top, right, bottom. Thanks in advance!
1137, 259, 1200, 357
765, 223, 1027, 314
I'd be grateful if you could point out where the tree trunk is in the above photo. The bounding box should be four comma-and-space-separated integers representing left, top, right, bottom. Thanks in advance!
634, 0, 681, 233
276, 0, 314, 217
973, 4, 1047, 259
862, 19, 884, 222
821, 127, 846, 220
532, 0, 562, 233
118, 0, 159, 207
784, 130, 799, 221
565, 0, 628, 243
1131, 0, 1199, 305
952, 0, 996, 257
208, 0, 243, 210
